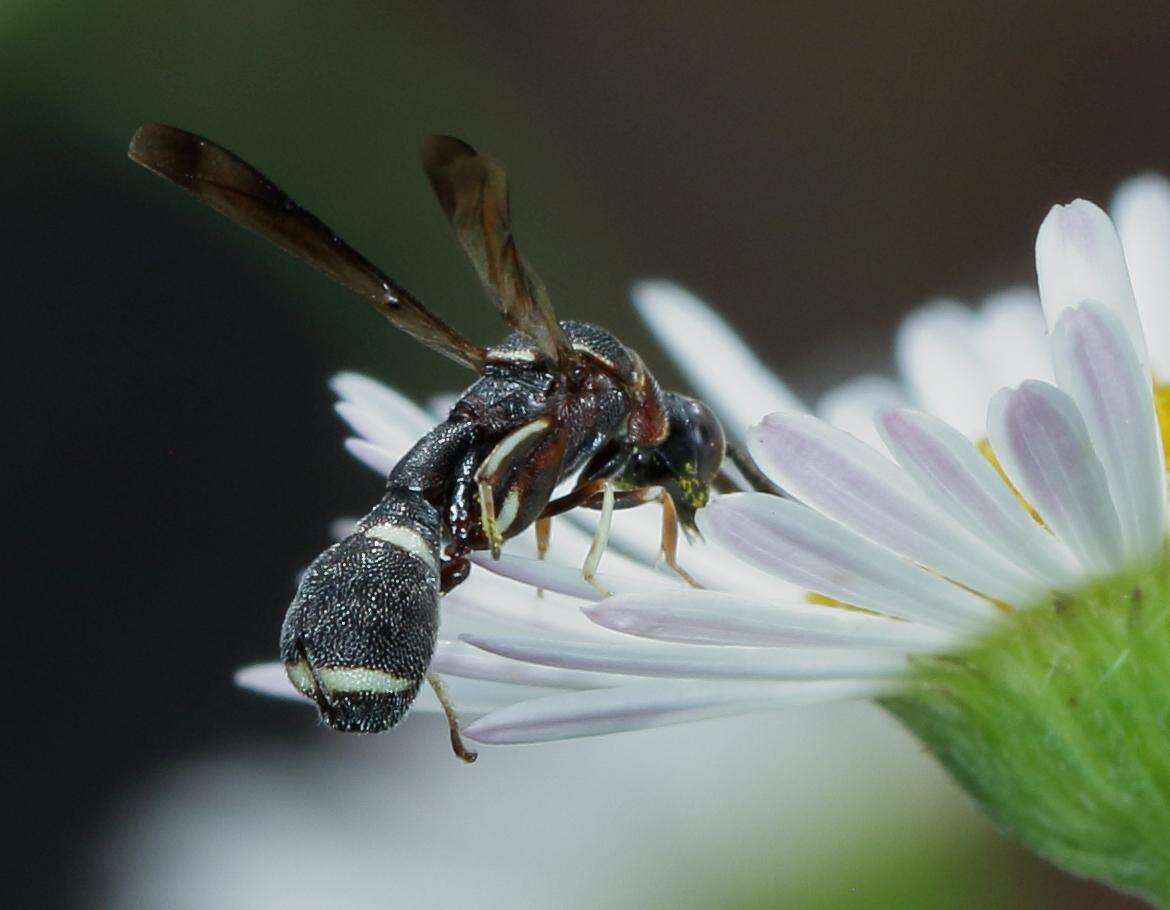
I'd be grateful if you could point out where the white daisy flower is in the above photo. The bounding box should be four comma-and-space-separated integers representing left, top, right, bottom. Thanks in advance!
239, 175, 1170, 901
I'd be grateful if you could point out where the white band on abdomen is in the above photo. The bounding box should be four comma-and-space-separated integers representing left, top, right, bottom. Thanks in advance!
285, 661, 416, 695
363, 523, 439, 575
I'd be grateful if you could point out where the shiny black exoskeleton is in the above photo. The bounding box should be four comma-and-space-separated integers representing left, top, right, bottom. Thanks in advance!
129, 124, 731, 760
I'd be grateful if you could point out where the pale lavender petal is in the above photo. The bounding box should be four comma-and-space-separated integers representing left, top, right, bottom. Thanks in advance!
343, 438, 397, 475
585, 590, 961, 651
976, 288, 1054, 387
431, 640, 627, 690
632, 281, 805, 437
987, 380, 1125, 574
895, 301, 994, 436
1051, 302, 1166, 562
1035, 200, 1150, 377
698, 494, 1001, 634
1113, 174, 1170, 376
876, 408, 1081, 588
749, 413, 1042, 603
329, 372, 433, 435
468, 551, 679, 602
816, 375, 908, 450
463, 678, 883, 744
462, 634, 907, 681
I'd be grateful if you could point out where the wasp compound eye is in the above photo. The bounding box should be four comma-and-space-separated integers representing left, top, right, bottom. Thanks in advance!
659, 393, 726, 483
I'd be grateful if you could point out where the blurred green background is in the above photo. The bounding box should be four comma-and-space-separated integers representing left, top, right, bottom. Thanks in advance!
7, 1, 1167, 907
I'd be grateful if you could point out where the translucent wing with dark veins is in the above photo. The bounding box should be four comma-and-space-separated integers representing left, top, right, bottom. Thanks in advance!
420, 135, 572, 367
128, 123, 487, 372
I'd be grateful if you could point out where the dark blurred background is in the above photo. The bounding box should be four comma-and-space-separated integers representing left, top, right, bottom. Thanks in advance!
8, 2, 1170, 906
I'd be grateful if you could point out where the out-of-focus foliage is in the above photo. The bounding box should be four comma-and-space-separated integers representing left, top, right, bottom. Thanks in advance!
2, 1, 632, 397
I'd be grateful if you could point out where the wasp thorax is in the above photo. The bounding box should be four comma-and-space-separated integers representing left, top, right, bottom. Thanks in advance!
280, 496, 442, 733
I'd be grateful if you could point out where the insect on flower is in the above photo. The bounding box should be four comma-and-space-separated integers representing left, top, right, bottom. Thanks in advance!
127, 124, 762, 761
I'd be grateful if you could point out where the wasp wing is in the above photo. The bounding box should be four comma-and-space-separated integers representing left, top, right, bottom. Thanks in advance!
421, 136, 571, 367
128, 123, 486, 372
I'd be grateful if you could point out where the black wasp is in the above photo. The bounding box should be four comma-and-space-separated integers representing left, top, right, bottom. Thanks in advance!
129, 124, 747, 761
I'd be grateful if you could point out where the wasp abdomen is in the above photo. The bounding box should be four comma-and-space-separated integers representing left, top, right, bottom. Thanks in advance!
280, 488, 441, 733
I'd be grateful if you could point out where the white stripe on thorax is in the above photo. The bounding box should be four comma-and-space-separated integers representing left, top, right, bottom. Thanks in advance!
477, 418, 551, 479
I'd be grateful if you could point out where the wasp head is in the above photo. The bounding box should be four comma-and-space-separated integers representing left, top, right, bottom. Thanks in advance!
616, 392, 726, 533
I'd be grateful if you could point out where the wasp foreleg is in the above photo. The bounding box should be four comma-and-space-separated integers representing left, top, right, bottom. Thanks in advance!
657, 492, 702, 588
426, 672, 478, 764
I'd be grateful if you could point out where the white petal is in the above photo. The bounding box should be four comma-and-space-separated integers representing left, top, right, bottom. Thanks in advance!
632, 281, 805, 438
427, 392, 460, 420
1051, 302, 1166, 562
987, 380, 1125, 575
565, 504, 797, 598
463, 678, 883, 744
235, 662, 304, 702
976, 288, 1054, 387
749, 413, 1042, 604
330, 372, 433, 435
462, 634, 907, 681
895, 301, 994, 436
876, 408, 1081, 588
1035, 200, 1150, 377
343, 438, 397, 475
698, 494, 1001, 634
444, 569, 619, 641
816, 375, 908, 450
585, 590, 961, 651
431, 640, 627, 690
334, 401, 418, 456
1112, 174, 1170, 378
329, 517, 358, 541
468, 551, 679, 602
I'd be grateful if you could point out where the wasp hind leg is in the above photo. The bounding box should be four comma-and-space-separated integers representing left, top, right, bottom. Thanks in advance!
426, 672, 477, 764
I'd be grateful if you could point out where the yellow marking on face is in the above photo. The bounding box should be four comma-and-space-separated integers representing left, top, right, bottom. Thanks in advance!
673, 463, 709, 509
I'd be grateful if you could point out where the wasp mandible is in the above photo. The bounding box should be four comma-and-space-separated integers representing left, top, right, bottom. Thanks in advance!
129, 124, 748, 761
